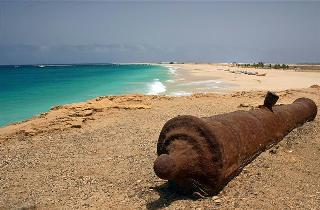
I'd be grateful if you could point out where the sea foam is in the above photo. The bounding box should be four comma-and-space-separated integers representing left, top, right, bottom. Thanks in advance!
165, 65, 179, 75
147, 79, 167, 95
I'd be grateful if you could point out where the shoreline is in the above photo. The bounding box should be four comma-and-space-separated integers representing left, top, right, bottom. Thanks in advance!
0, 63, 169, 127
164, 63, 320, 94
1, 85, 319, 138
1, 63, 319, 128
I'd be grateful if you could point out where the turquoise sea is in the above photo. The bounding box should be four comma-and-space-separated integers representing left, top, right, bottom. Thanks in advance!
0, 64, 170, 127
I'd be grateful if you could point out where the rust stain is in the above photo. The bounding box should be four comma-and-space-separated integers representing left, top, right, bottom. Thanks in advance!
153, 91, 317, 196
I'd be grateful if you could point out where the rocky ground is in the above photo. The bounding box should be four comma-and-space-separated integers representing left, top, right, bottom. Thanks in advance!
0, 86, 320, 209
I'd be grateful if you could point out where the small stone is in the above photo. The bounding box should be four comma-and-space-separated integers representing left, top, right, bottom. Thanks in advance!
71, 123, 82, 128
94, 108, 103, 112
83, 110, 93, 116
83, 203, 90, 207
269, 148, 277, 154
212, 195, 219, 200
242, 168, 249, 174
238, 103, 250, 108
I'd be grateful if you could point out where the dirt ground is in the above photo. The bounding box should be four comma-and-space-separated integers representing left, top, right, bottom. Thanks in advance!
0, 86, 320, 209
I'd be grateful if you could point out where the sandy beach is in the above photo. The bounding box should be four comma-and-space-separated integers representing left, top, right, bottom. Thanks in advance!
165, 63, 320, 94
1, 64, 320, 209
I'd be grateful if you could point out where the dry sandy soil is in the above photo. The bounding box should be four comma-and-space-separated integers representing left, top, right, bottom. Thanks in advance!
1, 86, 320, 209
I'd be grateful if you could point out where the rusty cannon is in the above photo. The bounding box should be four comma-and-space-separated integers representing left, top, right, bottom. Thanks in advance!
153, 92, 317, 196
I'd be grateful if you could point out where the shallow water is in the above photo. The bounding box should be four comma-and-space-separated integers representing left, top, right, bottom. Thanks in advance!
0, 64, 170, 126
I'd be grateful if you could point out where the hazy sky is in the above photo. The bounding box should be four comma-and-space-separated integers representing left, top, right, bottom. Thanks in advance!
0, 1, 319, 64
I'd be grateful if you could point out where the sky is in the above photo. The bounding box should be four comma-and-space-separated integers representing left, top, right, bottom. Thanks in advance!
0, 1, 319, 65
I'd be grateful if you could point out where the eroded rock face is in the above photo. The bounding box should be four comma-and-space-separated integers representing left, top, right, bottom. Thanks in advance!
154, 93, 317, 196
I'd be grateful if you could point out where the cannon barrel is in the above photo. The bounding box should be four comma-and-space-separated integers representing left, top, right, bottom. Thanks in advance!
153, 92, 317, 196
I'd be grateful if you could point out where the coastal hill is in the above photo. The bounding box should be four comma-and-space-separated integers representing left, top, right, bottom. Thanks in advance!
1, 84, 319, 209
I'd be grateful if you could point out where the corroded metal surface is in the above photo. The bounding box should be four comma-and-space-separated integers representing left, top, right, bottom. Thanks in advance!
153, 92, 317, 196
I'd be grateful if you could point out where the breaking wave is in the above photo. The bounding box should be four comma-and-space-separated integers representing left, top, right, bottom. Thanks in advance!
165, 65, 179, 75
147, 79, 167, 95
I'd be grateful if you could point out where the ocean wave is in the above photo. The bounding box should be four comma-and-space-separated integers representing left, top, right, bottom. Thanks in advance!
164, 65, 179, 75
169, 68, 177, 74
46, 64, 73, 67
147, 79, 167, 95
166, 79, 175, 83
